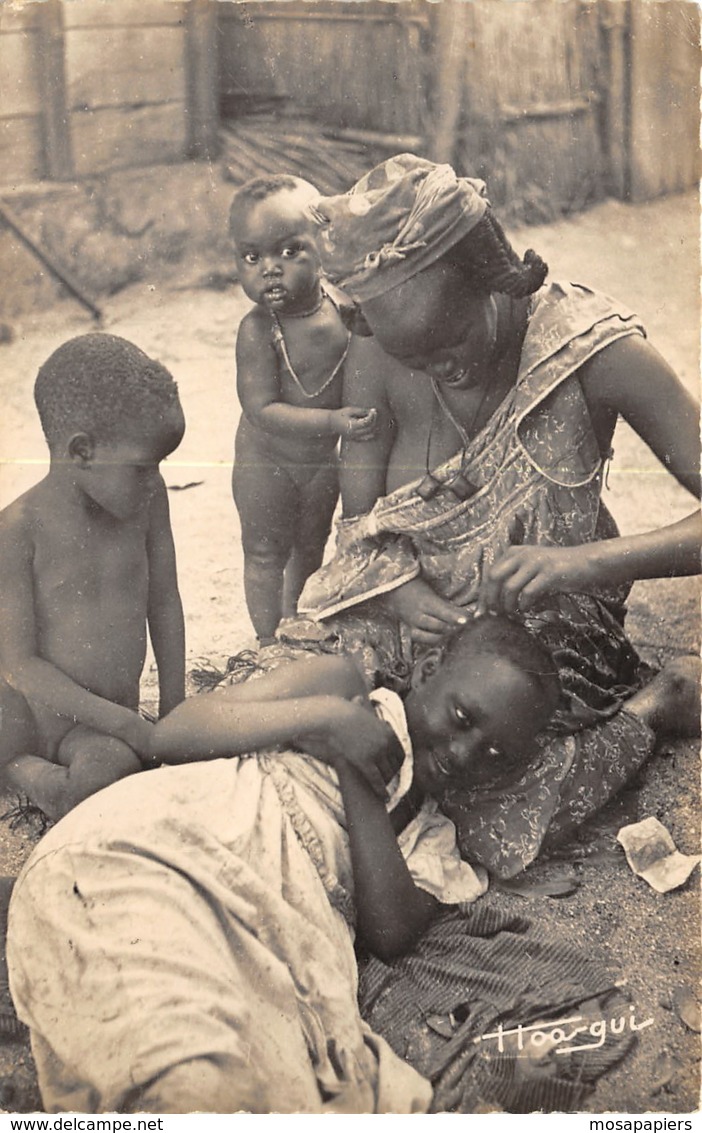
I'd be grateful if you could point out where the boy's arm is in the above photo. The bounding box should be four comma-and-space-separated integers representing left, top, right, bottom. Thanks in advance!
0, 510, 152, 754
146, 478, 185, 717
339, 336, 396, 517
237, 315, 372, 440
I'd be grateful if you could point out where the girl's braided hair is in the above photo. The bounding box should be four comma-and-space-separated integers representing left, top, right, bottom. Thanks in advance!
445, 207, 548, 298
442, 613, 561, 718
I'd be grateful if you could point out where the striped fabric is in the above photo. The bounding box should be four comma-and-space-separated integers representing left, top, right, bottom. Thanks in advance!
358, 903, 633, 1113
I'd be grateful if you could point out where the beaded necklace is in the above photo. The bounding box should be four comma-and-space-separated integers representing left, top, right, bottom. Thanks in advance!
416, 376, 491, 501
270, 294, 351, 400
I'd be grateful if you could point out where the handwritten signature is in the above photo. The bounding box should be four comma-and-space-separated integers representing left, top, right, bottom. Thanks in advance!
473, 1004, 654, 1055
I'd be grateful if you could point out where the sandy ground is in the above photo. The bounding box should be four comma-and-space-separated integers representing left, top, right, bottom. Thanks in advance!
0, 189, 699, 1114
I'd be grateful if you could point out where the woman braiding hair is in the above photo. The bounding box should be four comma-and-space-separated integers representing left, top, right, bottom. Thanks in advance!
295, 152, 701, 879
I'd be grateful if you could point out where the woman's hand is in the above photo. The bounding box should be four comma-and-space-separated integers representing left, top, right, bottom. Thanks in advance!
383, 578, 467, 644
294, 697, 403, 798
478, 544, 603, 615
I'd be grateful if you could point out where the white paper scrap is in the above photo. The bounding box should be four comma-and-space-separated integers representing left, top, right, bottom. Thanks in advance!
616, 816, 701, 894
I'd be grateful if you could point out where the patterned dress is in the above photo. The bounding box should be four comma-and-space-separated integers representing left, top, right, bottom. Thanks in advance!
297, 281, 655, 877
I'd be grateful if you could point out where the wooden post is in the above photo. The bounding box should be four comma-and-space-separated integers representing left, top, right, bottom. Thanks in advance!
35, 0, 73, 180
185, 0, 219, 161
429, 0, 470, 166
600, 0, 630, 200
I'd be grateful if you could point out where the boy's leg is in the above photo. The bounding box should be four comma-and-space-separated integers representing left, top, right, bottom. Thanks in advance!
283, 459, 339, 618
0, 678, 39, 770
232, 451, 299, 644
7, 725, 141, 821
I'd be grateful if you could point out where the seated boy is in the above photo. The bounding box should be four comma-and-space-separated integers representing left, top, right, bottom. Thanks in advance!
0, 332, 186, 820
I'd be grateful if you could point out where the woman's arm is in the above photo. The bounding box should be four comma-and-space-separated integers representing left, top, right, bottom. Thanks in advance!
336, 339, 468, 641
479, 334, 701, 614
237, 316, 375, 440
146, 479, 185, 717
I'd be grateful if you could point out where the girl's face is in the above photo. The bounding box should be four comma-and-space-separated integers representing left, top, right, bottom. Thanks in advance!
361, 263, 497, 390
231, 191, 322, 315
405, 644, 547, 798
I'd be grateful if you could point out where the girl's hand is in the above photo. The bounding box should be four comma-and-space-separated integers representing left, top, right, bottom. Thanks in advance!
295, 698, 403, 798
478, 544, 601, 615
383, 578, 467, 644
332, 406, 378, 442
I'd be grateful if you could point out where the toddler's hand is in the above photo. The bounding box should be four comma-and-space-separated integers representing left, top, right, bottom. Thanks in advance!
332, 406, 378, 442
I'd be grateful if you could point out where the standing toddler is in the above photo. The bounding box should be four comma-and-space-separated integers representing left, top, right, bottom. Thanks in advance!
230, 175, 377, 645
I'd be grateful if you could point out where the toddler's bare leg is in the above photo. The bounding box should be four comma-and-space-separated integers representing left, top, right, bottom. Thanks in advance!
624, 655, 701, 738
7, 725, 141, 821
233, 457, 298, 645
242, 545, 289, 645
283, 460, 339, 618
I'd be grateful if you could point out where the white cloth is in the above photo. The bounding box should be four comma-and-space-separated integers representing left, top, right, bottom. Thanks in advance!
8, 690, 486, 1113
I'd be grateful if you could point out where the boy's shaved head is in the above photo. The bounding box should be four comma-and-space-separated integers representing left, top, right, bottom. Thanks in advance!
35, 333, 183, 452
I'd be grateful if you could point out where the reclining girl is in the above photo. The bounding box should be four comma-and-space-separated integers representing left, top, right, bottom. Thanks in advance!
8, 615, 568, 1113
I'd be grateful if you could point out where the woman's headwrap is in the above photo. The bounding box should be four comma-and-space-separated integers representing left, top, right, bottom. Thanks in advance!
311, 154, 490, 302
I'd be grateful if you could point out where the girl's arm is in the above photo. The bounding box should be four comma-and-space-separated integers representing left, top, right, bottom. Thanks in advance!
148, 655, 400, 794
336, 759, 438, 960
146, 479, 185, 717
236, 316, 375, 440
339, 335, 397, 516
480, 334, 701, 615
150, 654, 363, 761
150, 651, 435, 955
